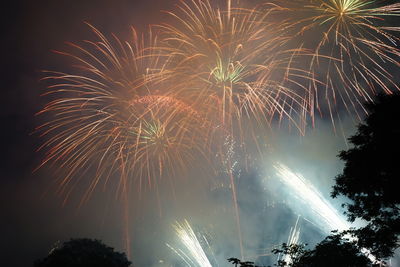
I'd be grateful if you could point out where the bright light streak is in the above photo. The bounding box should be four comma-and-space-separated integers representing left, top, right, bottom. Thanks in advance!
273, 163, 380, 264
273, 162, 349, 232
167, 220, 212, 267
281, 216, 301, 265
286, 216, 301, 246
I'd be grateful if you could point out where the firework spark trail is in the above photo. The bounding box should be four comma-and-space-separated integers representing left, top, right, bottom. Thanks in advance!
280, 216, 301, 265
159, 0, 311, 136
222, 134, 244, 259
166, 243, 196, 267
122, 189, 131, 258
167, 220, 212, 267
287, 216, 301, 248
37, 25, 212, 195
265, 0, 400, 129
273, 163, 383, 264
202, 234, 219, 267
227, 165, 244, 260
273, 162, 349, 232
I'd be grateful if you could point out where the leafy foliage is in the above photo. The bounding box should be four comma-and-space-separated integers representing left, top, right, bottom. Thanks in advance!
34, 238, 132, 267
228, 257, 263, 267
295, 233, 375, 267
270, 243, 308, 267
271, 233, 375, 267
332, 93, 400, 258
229, 233, 375, 266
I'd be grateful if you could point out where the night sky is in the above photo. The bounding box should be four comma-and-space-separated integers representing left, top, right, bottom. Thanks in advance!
3, 1, 400, 266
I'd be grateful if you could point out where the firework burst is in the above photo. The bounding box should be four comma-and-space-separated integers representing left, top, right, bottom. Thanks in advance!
159, 0, 311, 137
272, 162, 349, 232
167, 220, 213, 267
37, 24, 209, 199
265, 0, 400, 128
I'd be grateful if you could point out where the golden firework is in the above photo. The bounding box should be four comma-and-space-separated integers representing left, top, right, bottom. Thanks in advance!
159, 0, 310, 136
37, 24, 207, 199
265, 0, 400, 128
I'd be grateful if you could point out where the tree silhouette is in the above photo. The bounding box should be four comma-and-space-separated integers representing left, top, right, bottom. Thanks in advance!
34, 238, 132, 267
228, 257, 242, 267
270, 243, 307, 267
296, 233, 376, 267
268, 233, 376, 267
228, 257, 264, 267
228, 233, 374, 267
332, 93, 400, 259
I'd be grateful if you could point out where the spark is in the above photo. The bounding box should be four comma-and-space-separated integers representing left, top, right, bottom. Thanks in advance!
273, 162, 349, 232
37, 24, 208, 198
273, 163, 381, 264
265, 0, 400, 128
167, 220, 212, 267
280, 216, 302, 265
160, 0, 310, 135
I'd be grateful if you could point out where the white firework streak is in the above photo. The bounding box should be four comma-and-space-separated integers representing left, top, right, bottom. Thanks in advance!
287, 216, 301, 246
167, 220, 212, 267
273, 163, 379, 264
273, 162, 349, 232
281, 215, 301, 265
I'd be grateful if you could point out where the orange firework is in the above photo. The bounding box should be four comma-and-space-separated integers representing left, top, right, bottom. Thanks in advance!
126, 95, 209, 189
37, 24, 208, 200
264, 0, 400, 129
159, 0, 312, 138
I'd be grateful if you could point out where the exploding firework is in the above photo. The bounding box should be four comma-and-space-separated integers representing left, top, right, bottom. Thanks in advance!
167, 220, 213, 267
272, 162, 349, 232
37, 24, 208, 199
270, 163, 385, 264
159, 0, 311, 137
264, 0, 400, 128
280, 216, 302, 265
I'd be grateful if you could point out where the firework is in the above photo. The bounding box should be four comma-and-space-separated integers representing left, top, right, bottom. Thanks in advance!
159, 1, 313, 257
271, 163, 384, 264
280, 216, 302, 265
265, 0, 400, 128
272, 162, 349, 232
286, 216, 301, 248
167, 220, 212, 267
37, 24, 208, 199
159, 0, 311, 137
